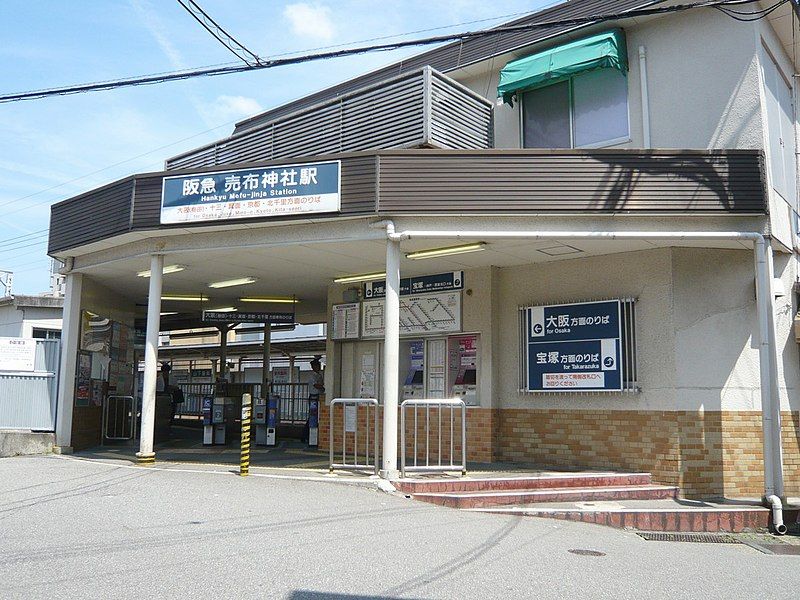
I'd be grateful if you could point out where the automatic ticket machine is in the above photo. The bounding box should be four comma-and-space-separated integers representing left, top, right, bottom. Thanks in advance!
254, 394, 279, 446
449, 335, 478, 405
401, 340, 425, 400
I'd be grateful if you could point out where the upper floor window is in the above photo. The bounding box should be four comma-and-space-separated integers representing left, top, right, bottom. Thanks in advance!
522, 68, 629, 148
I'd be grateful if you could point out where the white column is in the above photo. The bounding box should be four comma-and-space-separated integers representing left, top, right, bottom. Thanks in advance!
381, 238, 401, 478
54, 272, 83, 452
136, 254, 163, 464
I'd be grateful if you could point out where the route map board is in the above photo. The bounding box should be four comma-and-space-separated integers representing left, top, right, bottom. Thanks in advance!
361, 292, 461, 338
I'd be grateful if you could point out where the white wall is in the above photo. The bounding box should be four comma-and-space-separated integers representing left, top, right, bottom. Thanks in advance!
0, 304, 62, 337
0, 305, 24, 337
456, 10, 765, 152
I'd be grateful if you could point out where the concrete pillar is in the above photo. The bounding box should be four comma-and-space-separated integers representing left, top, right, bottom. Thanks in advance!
380, 238, 401, 478
219, 325, 229, 382
54, 272, 83, 452
136, 254, 163, 465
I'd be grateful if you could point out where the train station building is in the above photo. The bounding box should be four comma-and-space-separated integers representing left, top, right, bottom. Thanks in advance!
47, 0, 800, 500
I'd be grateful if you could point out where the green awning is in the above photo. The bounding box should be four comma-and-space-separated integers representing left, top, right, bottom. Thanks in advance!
497, 29, 628, 105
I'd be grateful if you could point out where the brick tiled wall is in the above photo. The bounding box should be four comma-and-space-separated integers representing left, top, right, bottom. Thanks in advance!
497, 409, 800, 499
321, 405, 800, 498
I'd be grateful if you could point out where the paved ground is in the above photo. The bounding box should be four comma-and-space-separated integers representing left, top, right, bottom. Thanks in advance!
1, 455, 799, 600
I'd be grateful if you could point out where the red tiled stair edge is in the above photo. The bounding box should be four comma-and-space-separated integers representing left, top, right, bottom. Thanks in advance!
394, 473, 652, 494
412, 485, 678, 509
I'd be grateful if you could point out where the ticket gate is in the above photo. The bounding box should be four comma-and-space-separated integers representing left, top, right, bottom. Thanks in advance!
254, 395, 279, 446
202, 395, 236, 445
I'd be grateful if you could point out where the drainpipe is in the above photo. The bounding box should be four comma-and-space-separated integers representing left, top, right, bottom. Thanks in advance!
639, 46, 651, 148
383, 226, 783, 500
766, 494, 788, 535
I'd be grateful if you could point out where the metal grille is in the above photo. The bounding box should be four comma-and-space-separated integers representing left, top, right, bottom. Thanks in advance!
636, 532, 740, 544
400, 398, 467, 478
329, 398, 379, 476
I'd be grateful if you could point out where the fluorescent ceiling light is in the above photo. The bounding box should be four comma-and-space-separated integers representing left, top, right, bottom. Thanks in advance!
405, 243, 486, 260
333, 271, 386, 284
161, 294, 208, 301
160, 312, 179, 316
239, 296, 300, 304
206, 306, 237, 313
208, 276, 257, 289
137, 264, 186, 277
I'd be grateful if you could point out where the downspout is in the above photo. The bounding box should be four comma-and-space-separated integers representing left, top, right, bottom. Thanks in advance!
766, 494, 788, 535
639, 46, 651, 148
383, 226, 783, 504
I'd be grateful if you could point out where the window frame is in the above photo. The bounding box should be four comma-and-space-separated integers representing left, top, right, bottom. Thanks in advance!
519, 69, 632, 150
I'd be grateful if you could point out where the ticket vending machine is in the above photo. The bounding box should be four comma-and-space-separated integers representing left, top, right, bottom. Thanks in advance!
449, 334, 478, 405
401, 340, 425, 400
265, 394, 279, 446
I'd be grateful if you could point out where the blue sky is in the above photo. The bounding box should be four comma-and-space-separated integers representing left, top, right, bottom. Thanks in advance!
0, 0, 548, 294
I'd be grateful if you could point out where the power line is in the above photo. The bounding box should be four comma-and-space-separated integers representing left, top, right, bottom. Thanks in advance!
0, 228, 49, 247
0, 0, 780, 104
176, 0, 263, 66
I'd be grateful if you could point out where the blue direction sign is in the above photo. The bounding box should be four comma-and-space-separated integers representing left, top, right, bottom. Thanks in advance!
364, 271, 463, 299
161, 160, 340, 224
203, 311, 295, 324
524, 300, 622, 392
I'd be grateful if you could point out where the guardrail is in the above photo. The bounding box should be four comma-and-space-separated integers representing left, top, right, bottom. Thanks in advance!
103, 395, 137, 441
400, 398, 467, 478
329, 398, 379, 476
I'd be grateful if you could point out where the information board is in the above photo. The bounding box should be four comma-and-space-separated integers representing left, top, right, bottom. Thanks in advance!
362, 291, 461, 338
364, 271, 464, 299
523, 300, 622, 392
161, 160, 340, 224
0, 337, 36, 372
331, 303, 360, 340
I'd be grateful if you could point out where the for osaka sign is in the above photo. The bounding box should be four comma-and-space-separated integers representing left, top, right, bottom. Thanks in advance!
523, 300, 622, 392
160, 160, 340, 224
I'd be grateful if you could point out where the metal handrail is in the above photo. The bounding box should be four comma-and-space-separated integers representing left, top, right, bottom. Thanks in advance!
329, 398, 379, 476
400, 398, 467, 478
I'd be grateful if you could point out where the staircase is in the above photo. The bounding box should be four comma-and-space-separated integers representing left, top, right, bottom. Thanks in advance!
394, 472, 781, 533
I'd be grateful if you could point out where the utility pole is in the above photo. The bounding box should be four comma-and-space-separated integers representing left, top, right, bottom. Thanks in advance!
0, 270, 13, 297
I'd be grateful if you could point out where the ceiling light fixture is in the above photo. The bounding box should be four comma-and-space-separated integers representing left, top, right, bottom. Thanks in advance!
161, 294, 208, 302
208, 276, 258, 289
159, 312, 179, 316
206, 306, 237, 313
137, 264, 186, 277
333, 271, 386, 284
405, 243, 486, 260
238, 296, 300, 304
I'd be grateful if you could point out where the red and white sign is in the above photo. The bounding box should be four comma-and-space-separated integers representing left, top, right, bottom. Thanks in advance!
543, 372, 605, 389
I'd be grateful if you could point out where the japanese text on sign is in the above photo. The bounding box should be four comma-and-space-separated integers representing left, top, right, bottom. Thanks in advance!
161, 161, 340, 224
524, 300, 623, 392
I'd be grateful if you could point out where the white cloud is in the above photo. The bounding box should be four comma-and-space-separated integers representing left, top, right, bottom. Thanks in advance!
283, 3, 335, 41
200, 95, 263, 124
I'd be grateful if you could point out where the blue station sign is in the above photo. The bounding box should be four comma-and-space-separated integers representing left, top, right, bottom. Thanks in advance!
364, 271, 464, 299
523, 300, 622, 392
160, 160, 340, 224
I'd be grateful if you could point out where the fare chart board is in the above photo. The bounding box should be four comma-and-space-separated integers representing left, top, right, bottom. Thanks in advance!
362, 291, 461, 338
523, 300, 622, 392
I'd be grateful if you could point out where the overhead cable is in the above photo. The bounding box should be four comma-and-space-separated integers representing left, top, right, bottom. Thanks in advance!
176, 0, 263, 66
0, 0, 785, 103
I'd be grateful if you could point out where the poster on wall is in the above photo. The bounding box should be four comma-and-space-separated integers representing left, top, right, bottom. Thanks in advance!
75, 351, 92, 407
361, 291, 461, 337
0, 337, 37, 372
523, 300, 622, 392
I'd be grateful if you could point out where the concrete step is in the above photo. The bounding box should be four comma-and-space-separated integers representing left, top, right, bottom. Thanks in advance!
467, 499, 795, 533
412, 484, 678, 509
394, 472, 653, 495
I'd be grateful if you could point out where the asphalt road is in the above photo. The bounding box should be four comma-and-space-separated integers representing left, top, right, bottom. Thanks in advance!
1, 455, 797, 600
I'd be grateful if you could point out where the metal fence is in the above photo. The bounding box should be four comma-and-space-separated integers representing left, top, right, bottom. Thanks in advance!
400, 398, 467, 478
329, 398, 379, 476
102, 395, 136, 441
0, 339, 60, 431
175, 381, 310, 423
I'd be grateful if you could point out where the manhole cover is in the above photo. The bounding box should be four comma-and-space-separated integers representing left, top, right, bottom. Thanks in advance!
637, 532, 739, 544
568, 549, 606, 556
